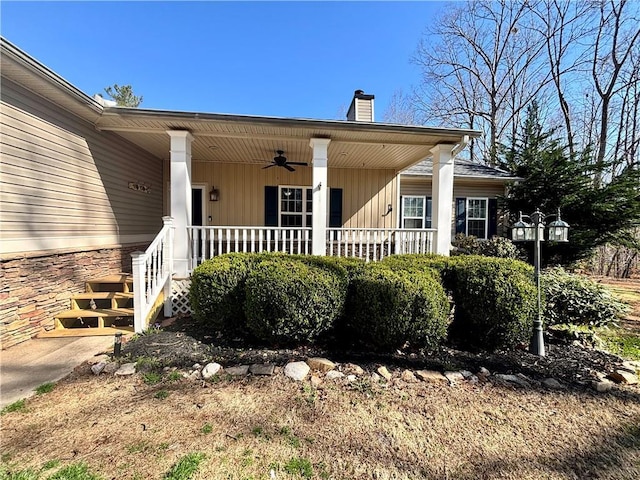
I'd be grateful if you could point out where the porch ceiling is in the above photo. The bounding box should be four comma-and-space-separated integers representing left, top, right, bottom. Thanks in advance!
97, 108, 481, 171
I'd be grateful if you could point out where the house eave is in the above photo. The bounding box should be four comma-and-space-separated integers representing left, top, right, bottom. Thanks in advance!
401, 172, 521, 181
0, 36, 103, 120
99, 106, 482, 139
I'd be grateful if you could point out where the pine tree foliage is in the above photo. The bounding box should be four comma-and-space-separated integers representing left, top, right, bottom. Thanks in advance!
104, 84, 143, 107
500, 103, 640, 264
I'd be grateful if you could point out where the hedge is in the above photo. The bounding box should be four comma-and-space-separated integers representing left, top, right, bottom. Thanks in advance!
447, 256, 537, 351
345, 263, 450, 351
189, 252, 285, 336
244, 258, 348, 344
191, 252, 540, 353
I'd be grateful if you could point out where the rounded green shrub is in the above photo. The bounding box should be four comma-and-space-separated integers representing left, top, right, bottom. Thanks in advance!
243, 258, 348, 344
452, 234, 521, 259
345, 263, 450, 351
290, 254, 366, 281
448, 256, 537, 351
381, 254, 459, 290
189, 253, 266, 336
542, 267, 628, 327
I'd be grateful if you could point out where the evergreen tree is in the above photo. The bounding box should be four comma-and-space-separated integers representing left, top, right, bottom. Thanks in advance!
500, 102, 640, 264
103, 84, 143, 107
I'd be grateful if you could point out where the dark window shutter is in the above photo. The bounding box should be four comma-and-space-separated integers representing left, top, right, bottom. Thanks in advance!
265, 186, 278, 226
399, 195, 404, 227
455, 198, 466, 234
426, 197, 432, 228
488, 198, 498, 238
329, 188, 343, 227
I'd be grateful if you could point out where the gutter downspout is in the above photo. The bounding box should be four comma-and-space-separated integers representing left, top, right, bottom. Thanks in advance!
451, 135, 470, 158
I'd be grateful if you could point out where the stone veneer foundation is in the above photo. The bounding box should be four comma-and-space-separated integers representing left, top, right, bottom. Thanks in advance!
0, 244, 148, 349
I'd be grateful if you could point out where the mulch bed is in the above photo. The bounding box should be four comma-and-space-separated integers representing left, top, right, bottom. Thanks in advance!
120, 315, 631, 389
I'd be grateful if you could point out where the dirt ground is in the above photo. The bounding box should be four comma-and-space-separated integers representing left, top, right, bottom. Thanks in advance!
1, 362, 640, 480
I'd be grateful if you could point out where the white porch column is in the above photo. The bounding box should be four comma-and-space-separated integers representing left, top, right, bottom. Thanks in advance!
431, 144, 455, 256
309, 138, 331, 255
168, 130, 193, 276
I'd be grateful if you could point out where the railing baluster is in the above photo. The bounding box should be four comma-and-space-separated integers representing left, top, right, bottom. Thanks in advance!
200, 227, 206, 264
373, 231, 379, 261
366, 231, 370, 262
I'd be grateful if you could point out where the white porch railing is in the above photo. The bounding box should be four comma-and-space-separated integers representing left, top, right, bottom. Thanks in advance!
135, 223, 435, 327
326, 228, 436, 261
187, 226, 312, 270
131, 217, 173, 333
186, 225, 435, 268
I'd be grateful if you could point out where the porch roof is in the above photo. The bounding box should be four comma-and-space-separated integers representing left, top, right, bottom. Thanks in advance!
96, 107, 482, 171
402, 158, 520, 181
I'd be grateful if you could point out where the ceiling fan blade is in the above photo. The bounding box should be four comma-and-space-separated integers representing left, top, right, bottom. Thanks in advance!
262, 164, 276, 169
287, 162, 308, 166
284, 164, 295, 172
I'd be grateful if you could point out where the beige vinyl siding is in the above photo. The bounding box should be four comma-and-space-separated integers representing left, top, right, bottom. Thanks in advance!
166, 162, 397, 229
0, 78, 163, 256
328, 168, 396, 228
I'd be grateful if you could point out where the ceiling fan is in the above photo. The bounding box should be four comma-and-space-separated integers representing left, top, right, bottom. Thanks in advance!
262, 150, 308, 172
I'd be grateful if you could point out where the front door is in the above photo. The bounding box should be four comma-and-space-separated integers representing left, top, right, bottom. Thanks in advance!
192, 187, 204, 260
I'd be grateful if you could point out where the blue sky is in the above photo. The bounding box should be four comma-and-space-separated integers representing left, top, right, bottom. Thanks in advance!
1, 1, 444, 120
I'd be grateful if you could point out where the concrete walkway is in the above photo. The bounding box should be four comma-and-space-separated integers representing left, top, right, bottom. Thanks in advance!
0, 336, 113, 408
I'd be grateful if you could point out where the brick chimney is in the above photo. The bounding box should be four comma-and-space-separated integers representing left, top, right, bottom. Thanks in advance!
346, 89, 375, 122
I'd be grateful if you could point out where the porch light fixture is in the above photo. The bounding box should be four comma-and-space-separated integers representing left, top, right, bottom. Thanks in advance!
209, 187, 219, 202
510, 208, 569, 357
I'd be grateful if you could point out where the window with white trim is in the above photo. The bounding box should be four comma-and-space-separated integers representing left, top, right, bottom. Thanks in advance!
466, 198, 488, 238
279, 186, 312, 227
401, 196, 432, 229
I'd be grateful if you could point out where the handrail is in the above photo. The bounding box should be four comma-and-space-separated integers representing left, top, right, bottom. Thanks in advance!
131, 217, 174, 333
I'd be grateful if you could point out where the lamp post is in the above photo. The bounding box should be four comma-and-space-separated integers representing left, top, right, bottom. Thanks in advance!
511, 208, 569, 356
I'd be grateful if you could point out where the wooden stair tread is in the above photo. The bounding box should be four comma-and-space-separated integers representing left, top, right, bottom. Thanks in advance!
39, 326, 134, 338
88, 274, 133, 283
71, 292, 134, 299
55, 308, 134, 319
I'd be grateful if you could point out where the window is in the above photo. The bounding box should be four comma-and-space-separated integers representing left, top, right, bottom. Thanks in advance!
279, 186, 312, 227
466, 198, 488, 238
402, 196, 432, 229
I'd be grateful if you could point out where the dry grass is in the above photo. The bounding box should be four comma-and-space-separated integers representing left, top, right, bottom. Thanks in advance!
2, 365, 640, 480
595, 277, 640, 331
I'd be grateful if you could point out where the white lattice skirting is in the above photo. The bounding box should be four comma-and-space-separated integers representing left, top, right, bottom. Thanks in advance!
172, 278, 192, 315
